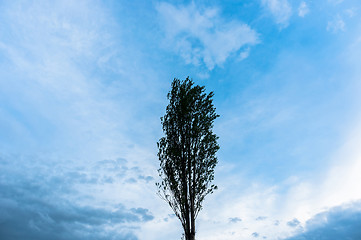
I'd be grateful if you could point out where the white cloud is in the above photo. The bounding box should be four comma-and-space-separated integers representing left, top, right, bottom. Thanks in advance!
317, 124, 361, 207
284, 202, 361, 240
156, 2, 258, 70
298, 2, 309, 17
344, 7, 357, 18
261, 0, 292, 27
277, 120, 361, 239
239, 47, 251, 61
327, 15, 345, 33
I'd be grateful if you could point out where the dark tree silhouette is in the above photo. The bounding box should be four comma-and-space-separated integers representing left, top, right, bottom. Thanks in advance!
157, 77, 219, 240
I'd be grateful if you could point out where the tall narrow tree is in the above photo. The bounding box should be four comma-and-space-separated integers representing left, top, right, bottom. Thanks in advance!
157, 77, 219, 240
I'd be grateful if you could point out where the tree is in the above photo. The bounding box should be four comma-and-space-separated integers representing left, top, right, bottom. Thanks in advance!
157, 77, 219, 240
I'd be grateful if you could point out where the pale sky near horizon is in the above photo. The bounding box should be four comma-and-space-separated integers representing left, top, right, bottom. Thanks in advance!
1, 0, 361, 239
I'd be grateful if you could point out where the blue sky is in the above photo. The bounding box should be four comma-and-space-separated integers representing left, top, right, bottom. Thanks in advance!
1, 0, 361, 239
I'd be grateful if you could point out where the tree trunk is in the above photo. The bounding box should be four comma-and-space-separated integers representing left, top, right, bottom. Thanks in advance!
190, 216, 195, 240
190, 198, 195, 240
184, 232, 195, 240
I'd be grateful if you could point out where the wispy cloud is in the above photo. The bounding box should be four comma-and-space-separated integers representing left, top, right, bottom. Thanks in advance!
255, 216, 267, 221
344, 7, 357, 18
156, 2, 258, 71
287, 218, 301, 228
239, 47, 251, 61
298, 2, 309, 17
327, 14, 345, 33
0, 1, 164, 238
261, 0, 292, 27
229, 217, 242, 223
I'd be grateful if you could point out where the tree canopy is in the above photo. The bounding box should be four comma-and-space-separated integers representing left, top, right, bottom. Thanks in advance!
157, 77, 219, 240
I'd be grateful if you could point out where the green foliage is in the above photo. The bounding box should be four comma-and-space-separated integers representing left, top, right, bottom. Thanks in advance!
156, 77, 219, 240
